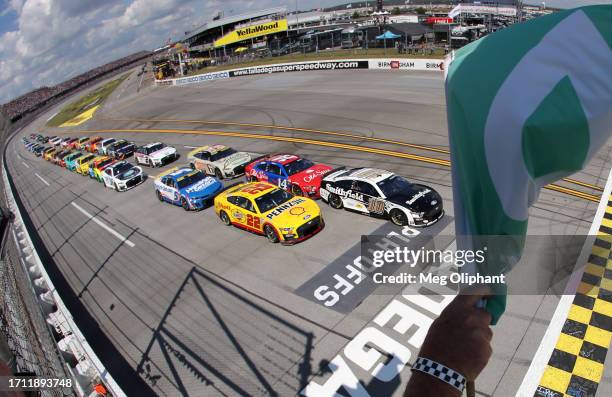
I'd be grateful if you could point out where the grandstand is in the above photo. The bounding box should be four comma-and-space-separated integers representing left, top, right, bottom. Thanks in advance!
0, 51, 151, 122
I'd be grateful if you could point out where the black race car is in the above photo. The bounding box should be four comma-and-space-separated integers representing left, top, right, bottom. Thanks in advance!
319, 167, 444, 227
107, 139, 136, 160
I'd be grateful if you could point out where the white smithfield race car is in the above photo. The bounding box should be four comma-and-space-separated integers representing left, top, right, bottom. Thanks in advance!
134, 142, 178, 167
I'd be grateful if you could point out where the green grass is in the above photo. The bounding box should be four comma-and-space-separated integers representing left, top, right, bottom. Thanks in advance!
46, 73, 129, 127
184, 48, 445, 76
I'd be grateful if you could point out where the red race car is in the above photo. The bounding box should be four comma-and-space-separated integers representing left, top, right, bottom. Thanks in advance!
245, 154, 332, 198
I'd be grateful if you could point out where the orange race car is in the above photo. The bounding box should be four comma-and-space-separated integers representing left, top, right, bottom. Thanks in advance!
73, 136, 90, 150
85, 136, 103, 153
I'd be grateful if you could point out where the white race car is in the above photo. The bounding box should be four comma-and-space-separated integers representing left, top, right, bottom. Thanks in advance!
187, 144, 255, 179
101, 160, 145, 191
134, 142, 178, 167
97, 138, 117, 155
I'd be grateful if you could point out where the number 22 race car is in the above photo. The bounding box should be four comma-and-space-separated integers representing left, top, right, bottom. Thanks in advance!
214, 182, 324, 244
319, 168, 444, 227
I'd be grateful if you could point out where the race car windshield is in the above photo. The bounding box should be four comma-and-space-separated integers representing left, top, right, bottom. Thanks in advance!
377, 175, 417, 197
255, 189, 293, 213
284, 158, 315, 176
177, 172, 206, 189
113, 163, 133, 175
98, 159, 113, 168
210, 148, 237, 162
148, 143, 165, 153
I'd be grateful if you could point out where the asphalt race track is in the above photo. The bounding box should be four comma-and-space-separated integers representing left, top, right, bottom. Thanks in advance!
7, 68, 612, 396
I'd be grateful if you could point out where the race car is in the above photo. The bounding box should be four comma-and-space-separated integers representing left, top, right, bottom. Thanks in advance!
107, 139, 136, 159
97, 138, 117, 155
245, 154, 332, 198
84, 136, 103, 153
65, 152, 86, 171
134, 142, 178, 167
49, 136, 63, 146
100, 160, 144, 191
73, 137, 90, 150
214, 181, 323, 245
154, 167, 223, 210
53, 150, 72, 166
42, 147, 56, 160
75, 154, 97, 175
319, 168, 444, 227
65, 137, 81, 149
43, 148, 58, 161
187, 145, 254, 179
33, 145, 48, 157
89, 156, 115, 181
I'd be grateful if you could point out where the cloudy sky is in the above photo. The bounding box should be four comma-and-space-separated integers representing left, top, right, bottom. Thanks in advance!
0, 0, 346, 104
0, 0, 607, 104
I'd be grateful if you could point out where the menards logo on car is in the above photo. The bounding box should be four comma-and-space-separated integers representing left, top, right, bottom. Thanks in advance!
266, 198, 306, 219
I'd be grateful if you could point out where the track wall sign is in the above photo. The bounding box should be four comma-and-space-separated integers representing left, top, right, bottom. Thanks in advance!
214, 19, 288, 47
155, 58, 443, 86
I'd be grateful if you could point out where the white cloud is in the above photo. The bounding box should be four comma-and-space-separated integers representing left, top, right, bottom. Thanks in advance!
0, 0, 341, 104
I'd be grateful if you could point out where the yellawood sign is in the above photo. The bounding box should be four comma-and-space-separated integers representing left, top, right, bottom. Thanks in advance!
214, 19, 288, 47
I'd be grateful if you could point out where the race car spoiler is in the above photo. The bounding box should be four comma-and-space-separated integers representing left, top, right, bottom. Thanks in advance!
323, 166, 347, 179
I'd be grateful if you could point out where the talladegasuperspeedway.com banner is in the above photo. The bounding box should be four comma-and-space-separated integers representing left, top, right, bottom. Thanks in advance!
229, 60, 369, 77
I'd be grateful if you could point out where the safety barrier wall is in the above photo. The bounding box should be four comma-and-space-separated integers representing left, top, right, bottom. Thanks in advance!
1, 130, 125, 396
155, 58, 445, 86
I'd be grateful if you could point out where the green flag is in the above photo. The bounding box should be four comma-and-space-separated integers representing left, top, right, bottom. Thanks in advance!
446, 5, 612, 324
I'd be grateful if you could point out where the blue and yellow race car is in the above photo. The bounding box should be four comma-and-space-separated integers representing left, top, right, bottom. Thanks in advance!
154, 167, 223, 210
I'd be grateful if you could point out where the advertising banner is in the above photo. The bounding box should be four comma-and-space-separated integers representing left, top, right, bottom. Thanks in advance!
214, 19, 288, 47
230, 60, 369, 77
368, 59, 445, 71
173, 71, 230, 86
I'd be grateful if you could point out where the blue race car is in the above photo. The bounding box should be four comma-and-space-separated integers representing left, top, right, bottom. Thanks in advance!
154, 167, 223, 210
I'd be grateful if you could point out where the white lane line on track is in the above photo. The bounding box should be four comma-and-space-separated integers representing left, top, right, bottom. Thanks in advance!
22, 162, 30, 168
34, 173, 50, 186
71, 202, 135, 248
184, 145, 199, 149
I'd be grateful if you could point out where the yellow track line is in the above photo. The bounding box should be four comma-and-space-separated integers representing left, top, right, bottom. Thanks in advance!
83, 128, 451, 166
81, 127, 599, 203
562, 177, 604, 192
106, 116, 604, 192
105, 117, 451, 154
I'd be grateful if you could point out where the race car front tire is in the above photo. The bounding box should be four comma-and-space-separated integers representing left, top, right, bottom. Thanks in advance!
291, 184, 303, 196
328, 193, 343, 209
219, 211, 231, 226
389, 209, 408, 226
156, 190, 164, 202
246, 175, 257, 182
215, 168, 223, 180
264, 225, 279, 243
181, 197, 190, 211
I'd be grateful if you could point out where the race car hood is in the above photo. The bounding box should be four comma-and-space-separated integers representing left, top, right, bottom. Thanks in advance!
150, 147, 176, 159
219, 152, 251, 170
289, 164, 332, 187
114, 143, 136, 153
386, 184, 442, 212
179, 177, 222, 198
262, 197, 320, 227
117, 166, 142, 180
